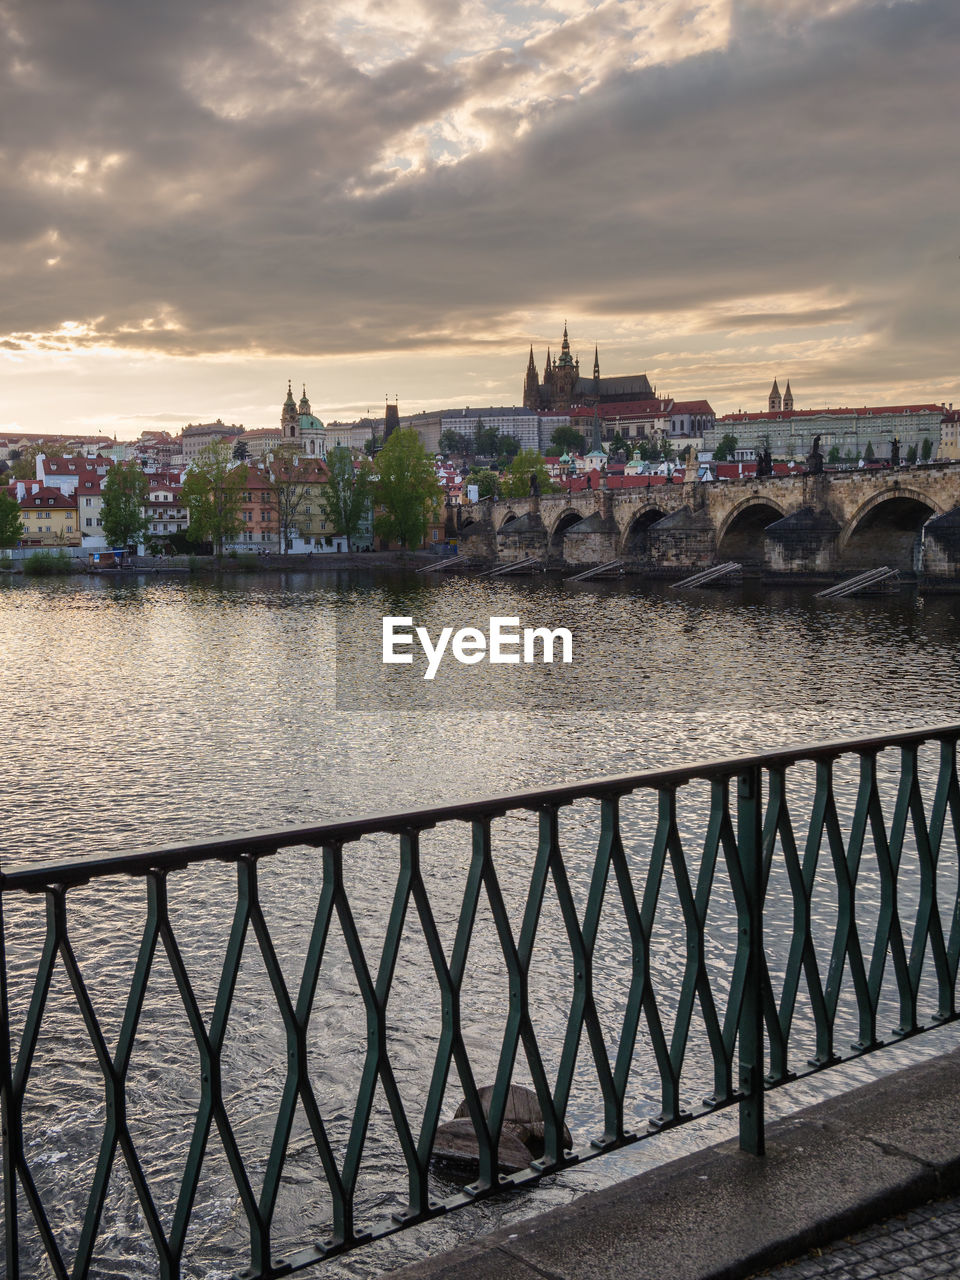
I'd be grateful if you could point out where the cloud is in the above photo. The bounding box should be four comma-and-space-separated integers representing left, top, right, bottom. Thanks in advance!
0, 0, 957, 427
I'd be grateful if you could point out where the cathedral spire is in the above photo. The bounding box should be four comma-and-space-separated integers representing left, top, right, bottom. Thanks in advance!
593, 345, 600, 380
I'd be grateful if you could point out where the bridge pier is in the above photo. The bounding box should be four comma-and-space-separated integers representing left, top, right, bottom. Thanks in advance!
646, 506, 718, 574
921, 508, 960, 585
763, 507, 842, 575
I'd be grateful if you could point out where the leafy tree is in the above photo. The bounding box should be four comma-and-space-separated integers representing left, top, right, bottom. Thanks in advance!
906, 443, 918, 464
364, 435, 382, 455
322, 446, 374, 551
863, 441, 876, 462
660, 438, 676, 463
608, 430, 633, 461
100, 460, 150, 548
9, 444, 48, 481
0, 490, 24, 549
827, 445, 842, 464
465, 467, 499, 499
438, 429, 471, 456
473, 420, 501, 457
500, 450, 553, 499
373, 428, 443, 548
549, 424, 586, 455
921, 436, 933, 462
182, 440, 244, 556
633, 437, 656, 462
263, 447, 312, 553
712, 433, 738, 462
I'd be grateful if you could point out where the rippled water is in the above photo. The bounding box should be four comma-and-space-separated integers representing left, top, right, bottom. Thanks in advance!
3, 569, 960, 1279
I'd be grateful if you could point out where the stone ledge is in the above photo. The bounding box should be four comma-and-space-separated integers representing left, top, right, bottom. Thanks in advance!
387, 1048, 960, 1280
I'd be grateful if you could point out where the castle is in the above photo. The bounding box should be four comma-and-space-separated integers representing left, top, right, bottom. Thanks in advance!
522, 324, 658, 412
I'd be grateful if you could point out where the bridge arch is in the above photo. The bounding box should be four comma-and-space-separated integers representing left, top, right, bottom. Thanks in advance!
619, 506, 669, 559
548, 508, 586, 560
715, 497, 788, 564
838, 486, 942, 571
496, 509, 520, 531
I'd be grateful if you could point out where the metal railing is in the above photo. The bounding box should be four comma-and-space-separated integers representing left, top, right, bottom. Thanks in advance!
2, 724, 960, 1278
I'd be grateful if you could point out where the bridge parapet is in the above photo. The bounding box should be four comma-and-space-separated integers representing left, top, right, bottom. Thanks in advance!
461, 467, 960, 577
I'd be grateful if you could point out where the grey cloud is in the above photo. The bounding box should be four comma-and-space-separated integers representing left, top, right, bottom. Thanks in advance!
0, 0, 957, 410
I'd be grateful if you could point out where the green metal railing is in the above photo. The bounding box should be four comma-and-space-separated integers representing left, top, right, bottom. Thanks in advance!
2, 724, 960, 1278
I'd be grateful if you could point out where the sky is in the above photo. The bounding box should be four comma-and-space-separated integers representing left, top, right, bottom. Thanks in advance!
1, 0, 958, 440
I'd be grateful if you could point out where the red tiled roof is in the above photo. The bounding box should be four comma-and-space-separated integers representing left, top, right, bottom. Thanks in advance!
719, 404, 943, 423
670, 400, 715, 415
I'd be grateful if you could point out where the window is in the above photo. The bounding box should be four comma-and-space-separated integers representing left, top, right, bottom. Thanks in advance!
85, 518, 93, 527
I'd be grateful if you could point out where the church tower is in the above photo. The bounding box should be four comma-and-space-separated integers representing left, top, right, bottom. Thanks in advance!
298, 385, 311, 416
554, 323, 578, 409
782, 380, 794, 412
523, 346, 540, 410
768, 379, 782, 412
282, 381, 298, 439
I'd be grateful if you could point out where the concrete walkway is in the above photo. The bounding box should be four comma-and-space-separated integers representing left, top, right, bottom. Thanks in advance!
388, 1047, 960, 1280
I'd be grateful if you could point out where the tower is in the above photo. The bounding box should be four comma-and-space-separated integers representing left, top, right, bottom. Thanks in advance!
282, 381, 298, 439
783, 380, 794, 412
523, 346, 540, 410
593, 345, 600, 402
298, 385, 311, 416
554, 323, 578, 409
383, 398, 400, 443
768, 379, 782, 413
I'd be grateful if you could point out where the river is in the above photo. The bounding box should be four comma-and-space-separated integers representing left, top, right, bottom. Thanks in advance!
2, 568, 960, 1278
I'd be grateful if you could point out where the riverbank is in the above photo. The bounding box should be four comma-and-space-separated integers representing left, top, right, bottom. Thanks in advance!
389, 1045, 960, 1280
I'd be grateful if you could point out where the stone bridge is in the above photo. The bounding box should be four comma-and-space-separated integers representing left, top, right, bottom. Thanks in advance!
458, 466, 960, 580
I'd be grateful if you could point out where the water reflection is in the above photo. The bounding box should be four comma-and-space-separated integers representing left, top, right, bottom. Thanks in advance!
3, 571, 960, 1278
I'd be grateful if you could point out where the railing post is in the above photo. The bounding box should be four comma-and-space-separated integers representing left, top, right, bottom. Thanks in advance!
0, 875, 18, 1277
737, 765, 766, 1156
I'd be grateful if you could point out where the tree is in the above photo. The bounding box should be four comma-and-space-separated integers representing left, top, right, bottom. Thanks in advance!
634, 437, 656, 462
608, 430, 633, 461
438, 429, 471, 457
9, 444, 47, 481
363, 435, 382, 455
500, 450, 553, 499
549, 424, 586, 455
921, 436, 933, 462
233, 440, 249, 461
497, 434, 521, 462
711, 432, 742, 463
0, 490, 24, 549
827, 445, 842, 464
473, 420, 501, 457
322, 446, 373, 551
182, 440, 244, 556
712, 433, 738, 462
373, 428, 443, 548
263, 447, 312, 553
465, 467, 499, 499
906, 443, 918, 464
100, 460, 149, 548
863, 441, 875, 462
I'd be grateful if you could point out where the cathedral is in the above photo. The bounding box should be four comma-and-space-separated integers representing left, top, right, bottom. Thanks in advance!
281, 382, 327, 457
522, 324, 658, 412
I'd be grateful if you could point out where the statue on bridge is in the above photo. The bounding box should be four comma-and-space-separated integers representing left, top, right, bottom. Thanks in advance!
529, 470, 540, 497
755, 445, 773, 477
805, 434, 824, 476
890, 437, 900, 468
